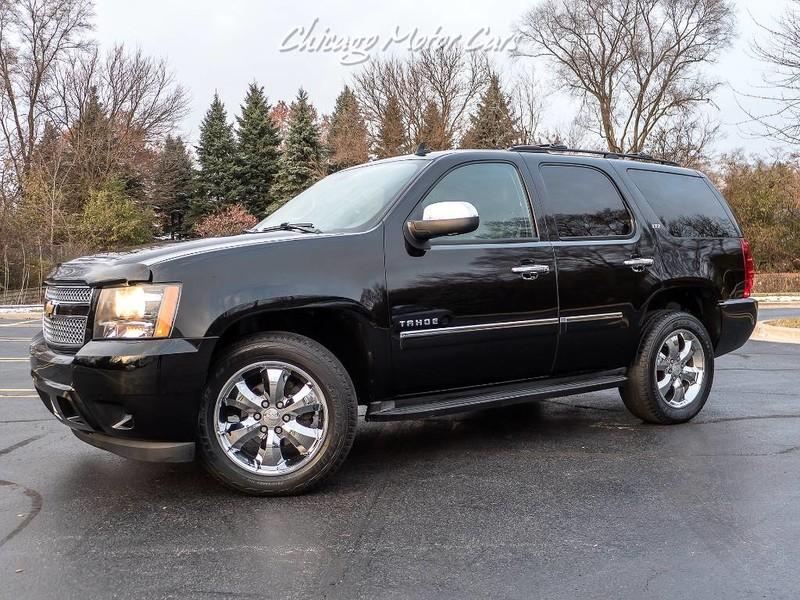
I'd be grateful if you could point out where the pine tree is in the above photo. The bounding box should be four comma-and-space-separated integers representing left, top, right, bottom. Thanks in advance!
419, 101, 451, 151
235, 82, 281, 216
66, 87, 115, 211
193, 93, 236, 218
271, 88, 322, 208
326, 86, 369, 172
151, 136, 195, 238
377, 95, 406, 158
461, 74, 518, 149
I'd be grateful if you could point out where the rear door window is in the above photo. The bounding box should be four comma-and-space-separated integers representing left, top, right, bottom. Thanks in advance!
627, 169, 738, 238
539, 164, 633, 238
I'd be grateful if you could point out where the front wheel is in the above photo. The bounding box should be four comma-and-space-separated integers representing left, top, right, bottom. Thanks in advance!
197, 333, 358, 495
622, 311, 714, 424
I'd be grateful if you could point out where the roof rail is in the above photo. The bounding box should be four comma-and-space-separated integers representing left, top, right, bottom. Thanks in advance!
508, 144, 679, 167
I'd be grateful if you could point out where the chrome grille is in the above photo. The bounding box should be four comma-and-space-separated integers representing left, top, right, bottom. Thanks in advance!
42, 314, 88, 347
43, 285, 92, 348
45, 286, 92, 304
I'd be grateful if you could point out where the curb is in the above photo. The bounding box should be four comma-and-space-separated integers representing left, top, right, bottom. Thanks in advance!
760, 302, 800, 309
0, 304, 43, 311
0, 305, 42, 320
753, 295, 800, 305
751, 321, 800, 345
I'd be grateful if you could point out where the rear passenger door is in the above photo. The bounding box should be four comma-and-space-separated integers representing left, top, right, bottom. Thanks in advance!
531, 161, 659, 374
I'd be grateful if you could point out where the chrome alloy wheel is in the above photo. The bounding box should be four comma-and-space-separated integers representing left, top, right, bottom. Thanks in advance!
214, 361, 328, 476
654, 329, 706, 409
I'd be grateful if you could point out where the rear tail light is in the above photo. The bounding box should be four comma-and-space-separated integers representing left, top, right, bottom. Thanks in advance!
741, 239, 755, 298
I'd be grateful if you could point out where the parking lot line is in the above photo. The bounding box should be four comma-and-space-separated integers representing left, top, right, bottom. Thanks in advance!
0, 389, 36, 399
0, 337, 29, 341
0, 357, 28, 362
0, 320, 38, 327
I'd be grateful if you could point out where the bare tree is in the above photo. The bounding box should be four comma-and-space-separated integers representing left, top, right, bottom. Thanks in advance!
747, 1, 800, 145
647, 112, 719, 168
0, 0, 93, 187
44, 43, 189, 200
353, 45, 488, 151
515, 0, 735, 154
509, 68, 545, 144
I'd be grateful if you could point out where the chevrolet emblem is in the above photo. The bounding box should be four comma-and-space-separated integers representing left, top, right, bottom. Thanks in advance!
44, 300, 56, 318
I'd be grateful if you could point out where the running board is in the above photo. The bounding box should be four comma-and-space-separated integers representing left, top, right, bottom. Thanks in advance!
366, 369, 627, 421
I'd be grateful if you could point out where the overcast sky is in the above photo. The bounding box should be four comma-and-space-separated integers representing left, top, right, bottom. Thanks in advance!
94, 0, 792, 157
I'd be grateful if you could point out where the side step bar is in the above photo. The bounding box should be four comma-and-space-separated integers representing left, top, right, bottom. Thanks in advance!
366, 369, 627, 421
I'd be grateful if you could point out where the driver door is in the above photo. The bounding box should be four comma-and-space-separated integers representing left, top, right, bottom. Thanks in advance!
384, 159, 559, 396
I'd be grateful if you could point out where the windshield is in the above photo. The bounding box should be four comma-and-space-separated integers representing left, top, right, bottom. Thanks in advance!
254, 160, 426, 233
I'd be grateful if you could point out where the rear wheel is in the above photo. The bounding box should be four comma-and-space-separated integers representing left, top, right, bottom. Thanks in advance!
198, 333, 357, 495
622, 311, 714, 424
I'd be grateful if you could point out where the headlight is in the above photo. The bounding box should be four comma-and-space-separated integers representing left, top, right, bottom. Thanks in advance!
94, 284, 181, 339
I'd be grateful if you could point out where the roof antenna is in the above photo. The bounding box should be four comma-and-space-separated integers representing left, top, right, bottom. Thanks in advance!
415, 142, 430, 156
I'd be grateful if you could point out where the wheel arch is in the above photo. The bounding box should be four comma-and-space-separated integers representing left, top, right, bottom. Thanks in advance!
642, 281, 722, 346
206, 300, 384, 405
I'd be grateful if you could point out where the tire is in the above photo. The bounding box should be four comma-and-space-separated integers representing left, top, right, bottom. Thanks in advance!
197, 332, 358, 496
622, 311, 714, 424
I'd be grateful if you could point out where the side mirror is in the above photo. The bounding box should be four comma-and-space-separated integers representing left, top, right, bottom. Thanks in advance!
406, 201, 480, 242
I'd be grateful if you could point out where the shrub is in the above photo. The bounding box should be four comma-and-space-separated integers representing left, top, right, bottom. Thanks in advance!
720, 156, 800, 272
79, 179, 154, 251
193, 204, 258, 238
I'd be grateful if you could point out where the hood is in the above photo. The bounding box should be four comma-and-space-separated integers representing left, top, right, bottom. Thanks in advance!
46, 231, 306, 286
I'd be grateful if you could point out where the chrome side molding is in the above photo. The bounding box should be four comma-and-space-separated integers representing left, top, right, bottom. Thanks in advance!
560, 312, 624, 324
399, 311, 625, 341
399, 317, 559, 340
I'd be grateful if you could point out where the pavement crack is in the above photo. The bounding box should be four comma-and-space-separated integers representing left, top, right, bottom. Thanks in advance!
0, 434, 44, 457
0, 480, 43, 547
693, 414, 800, 425
542, 399, 624, 413
317, 423, 411, 599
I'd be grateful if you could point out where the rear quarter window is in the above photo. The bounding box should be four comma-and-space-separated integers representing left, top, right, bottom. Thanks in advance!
627, 169, 738, 238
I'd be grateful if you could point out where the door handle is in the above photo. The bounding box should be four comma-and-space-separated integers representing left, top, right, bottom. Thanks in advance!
512, 264, 550, 279
624, 258, 654, 273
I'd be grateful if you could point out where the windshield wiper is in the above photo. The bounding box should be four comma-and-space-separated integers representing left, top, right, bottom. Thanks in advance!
249, 222, 321, 234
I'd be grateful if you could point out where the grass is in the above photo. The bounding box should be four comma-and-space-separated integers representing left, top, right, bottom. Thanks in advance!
772, 319, 800, 328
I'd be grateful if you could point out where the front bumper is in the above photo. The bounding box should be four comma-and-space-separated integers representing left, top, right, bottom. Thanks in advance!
715, 298, 759, 356
30, 333, 216, 462
72, 430, 195, 462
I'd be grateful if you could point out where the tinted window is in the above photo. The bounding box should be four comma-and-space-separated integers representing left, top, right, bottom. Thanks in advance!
419, 162, 534, 241
627, 169, 738, 238
540, 165, 632, 238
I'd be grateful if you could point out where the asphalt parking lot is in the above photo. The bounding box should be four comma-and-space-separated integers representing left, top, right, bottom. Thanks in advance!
1, 309, 799, 599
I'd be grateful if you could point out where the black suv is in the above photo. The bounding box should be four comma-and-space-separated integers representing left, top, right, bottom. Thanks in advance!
30, 146, 757, 495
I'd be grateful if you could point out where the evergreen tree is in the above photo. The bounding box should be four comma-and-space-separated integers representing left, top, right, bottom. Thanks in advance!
151, 136, 195, 238
66, 87, 115, 211
326, 86, 369, 172
461, 74, 519, 149
419, 101, 451, 151
377, 94, 406, 158
193, 93, 236, 218
235, 82, 281, 216
271, 88, 322, 208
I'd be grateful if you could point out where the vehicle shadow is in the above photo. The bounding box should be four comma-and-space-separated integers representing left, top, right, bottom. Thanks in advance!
51, 393, 630, 504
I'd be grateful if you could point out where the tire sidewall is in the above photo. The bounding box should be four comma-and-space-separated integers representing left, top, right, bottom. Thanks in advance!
198, 333, 357, 495
645, 314, 715, 422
